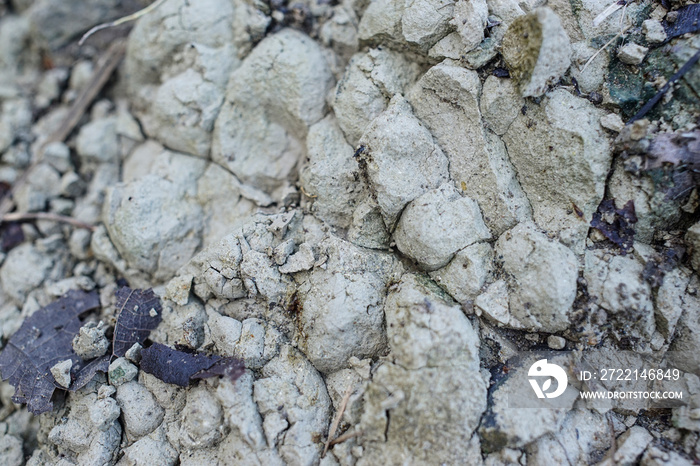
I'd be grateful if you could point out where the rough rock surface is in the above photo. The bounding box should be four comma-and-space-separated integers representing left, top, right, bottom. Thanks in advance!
211, 29, 334, 197
393, 183, 491, 271
492, 222, 578, 331
503, 89, 611, 251
357, 95, 449, 228
357, 274, 486, 464
1, 0, 699, 464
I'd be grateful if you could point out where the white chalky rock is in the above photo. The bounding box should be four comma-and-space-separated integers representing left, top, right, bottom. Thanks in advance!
642, 19, 667, 44
212, 29, 334, 195
429, 242, 494, 304
333, 49, 421, 146
501, 8, 571, 97
357, 0, 455, 52
103, 150, 206, 280
479, 353, 578, 450
357, 95, 449, 228
195, 163, 258, 247
480, 75, 523, 136
0, 243, 54, 303
278, 243, 315, 274
618, 43, 648, 65
236, 318, 267, 369
116, 381, 164, 440
180, 387, 223, 449
526, 408, 613, 463
254, 346, 331, 465
475, 279, 521, 328
408, 62, 532, 235
452, 0, 488, 52
206, 308, 242, 357
358, 274, 486, 464
119, 428, 178, 466
297, 235, 400, 373
668, 275, 700, 374
686, 221, 700, 272
503, 89, 611, 251
50, 360, 72, 389
72, 322, 109, 360
125, 0, 238, 157
654, 267, 691, 341
75, 116, 120, 164
394, 183, 491, 271
299, 116, 365, 230
570, 41, 609, 94
584, 249, 655, 343
602, 426, 653, 464
495, 222, 578, 332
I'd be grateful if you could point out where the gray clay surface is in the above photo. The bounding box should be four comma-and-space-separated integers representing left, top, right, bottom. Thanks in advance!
0, 0, 700, 464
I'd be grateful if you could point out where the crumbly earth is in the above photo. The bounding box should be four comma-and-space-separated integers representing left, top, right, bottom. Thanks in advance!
0, 0, 699, 464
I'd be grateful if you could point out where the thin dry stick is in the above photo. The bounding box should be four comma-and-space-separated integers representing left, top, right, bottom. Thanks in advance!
322, 385, 354, 457
0, 40, 126, 218
79, 0, 167, 46
329, 429, 363, 446
581, 25, 630, 74
2, 212, 95, 230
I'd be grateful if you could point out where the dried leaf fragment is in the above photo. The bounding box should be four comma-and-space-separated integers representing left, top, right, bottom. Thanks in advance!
140, 343, 244, 387
0, 290, 101, 414
591, 200, 638, 254
112, 287, 162, 357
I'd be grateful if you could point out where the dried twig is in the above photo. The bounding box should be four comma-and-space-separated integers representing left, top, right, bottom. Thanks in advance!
581, 26, 630, 74
0, 40, 126, 218
627, 49, 700, 124
79, 0, 167, 46
329, 429, 363, 446
322, 385, 354, 457
2, 212, 95, 230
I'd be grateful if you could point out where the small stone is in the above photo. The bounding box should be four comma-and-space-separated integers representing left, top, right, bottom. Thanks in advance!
164, 274, 193, 306
89, 396, 121, 431
279, 243, 315, 274
116, 381, 164, 439
600, 113, 625, 132
50, 359, 72, 388
59, 171, 85, 198
501, 8, 572, 97
618, 43, 648, 65
642, 19, 666, 44
109, 358, 138, 387
547, 335, 566, 349
72, 322, 109, 359
98, 385, 116, 399
69, 228, 92, 260
42, 141, 72, 173
394, 183, 491, 271
206, 309, 242, 356
125, 343, 143, 364
273, 239, 295, 266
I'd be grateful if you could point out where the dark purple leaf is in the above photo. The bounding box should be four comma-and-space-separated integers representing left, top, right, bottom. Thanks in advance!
140, 343, 244, 387
591, 200, 637, 254
646, 131, 700, 169
112, 287, 162, 357
71, 355, 110, 391
0, 290, 101, 414
192, 358, 245, 382
665, 5, 700, 41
